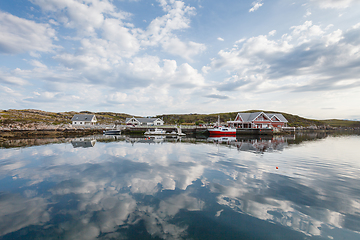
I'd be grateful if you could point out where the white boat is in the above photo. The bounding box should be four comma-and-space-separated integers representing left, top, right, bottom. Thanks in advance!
103, 129, 121, 135
144, 128, 167, 135
208, 115, 236, 136
144, 126, 186, 136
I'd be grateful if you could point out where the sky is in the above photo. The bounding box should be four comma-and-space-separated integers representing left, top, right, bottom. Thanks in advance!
0, 0, 360, 120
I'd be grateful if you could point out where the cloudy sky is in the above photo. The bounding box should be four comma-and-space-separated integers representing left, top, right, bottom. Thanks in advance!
0, 0, 360, 119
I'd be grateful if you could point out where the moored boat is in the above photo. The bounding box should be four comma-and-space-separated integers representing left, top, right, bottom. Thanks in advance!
144, 128, 167, 135
208, 126, 236, 135
103, 129, 121, 135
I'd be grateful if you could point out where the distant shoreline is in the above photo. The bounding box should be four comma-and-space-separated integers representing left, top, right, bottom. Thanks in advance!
0, 128, 103, 140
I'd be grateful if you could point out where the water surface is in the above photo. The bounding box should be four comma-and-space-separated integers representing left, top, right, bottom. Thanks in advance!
0, 133, 360, 239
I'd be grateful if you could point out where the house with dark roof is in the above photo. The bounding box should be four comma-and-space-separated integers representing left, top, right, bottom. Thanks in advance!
227, 112, 288, 129
125, 117, 164, 126
71, 114, 97, 126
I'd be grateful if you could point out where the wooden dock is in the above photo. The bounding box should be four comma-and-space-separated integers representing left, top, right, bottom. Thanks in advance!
236, 128, 273, 135
122, 126, 274, 135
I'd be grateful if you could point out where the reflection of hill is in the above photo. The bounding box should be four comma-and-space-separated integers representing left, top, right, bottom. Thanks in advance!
0, 137, 69, 149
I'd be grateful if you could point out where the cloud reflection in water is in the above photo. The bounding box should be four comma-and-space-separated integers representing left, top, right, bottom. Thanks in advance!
0, 134, 359, 239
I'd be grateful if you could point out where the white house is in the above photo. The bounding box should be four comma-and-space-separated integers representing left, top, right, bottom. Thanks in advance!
125, 117, 164, 126
71, 114, 97, 126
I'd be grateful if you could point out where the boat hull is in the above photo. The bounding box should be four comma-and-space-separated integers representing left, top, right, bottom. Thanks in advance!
208, 129, 236, 135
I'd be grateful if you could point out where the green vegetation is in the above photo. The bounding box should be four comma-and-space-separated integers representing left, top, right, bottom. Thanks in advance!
322, 119, 360, 128
0, 109, 135, 126
1, 109, 359, 129
157, 110, 321, 127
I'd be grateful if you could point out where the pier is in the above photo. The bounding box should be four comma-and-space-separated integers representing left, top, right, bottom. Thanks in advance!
122, 125, 279, 135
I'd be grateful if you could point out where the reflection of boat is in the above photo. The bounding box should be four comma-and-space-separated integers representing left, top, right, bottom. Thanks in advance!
207, 135, 237, 143
208, 126, 237, 135
103, 129, 121, 135
71, 139, 96, 148
126, 136, 165, 144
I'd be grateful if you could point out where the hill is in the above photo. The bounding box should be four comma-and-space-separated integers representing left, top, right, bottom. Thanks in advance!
157, 110, 360, 128
0, 109, 135, 126
1, 109, 359, 128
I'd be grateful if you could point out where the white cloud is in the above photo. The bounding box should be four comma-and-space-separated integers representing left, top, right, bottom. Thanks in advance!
217, 37, 224, 41
304, 9, 312, 17
30, 0, 204, 62
31, 0, 126, 36
268, 30, 276, 36
161, 38, 206, 60
0, 70, 28, 86
141, 0, 205, 59
249, 1, 264, 12
0, 12, 57, 54
208, 21, 360, 95
311, 0, 355, 9
29, 60, 47, 69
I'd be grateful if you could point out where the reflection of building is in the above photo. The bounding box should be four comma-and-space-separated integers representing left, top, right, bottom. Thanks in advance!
125, 117, 164, 126
227, 112, 288, 129
207, 135, 292, 153
234, 137, 288, 153
71, 114, 97, 126
71, 138, 96, 148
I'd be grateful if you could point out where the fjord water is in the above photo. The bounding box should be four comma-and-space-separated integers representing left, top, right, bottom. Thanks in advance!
0, 133, 360, 240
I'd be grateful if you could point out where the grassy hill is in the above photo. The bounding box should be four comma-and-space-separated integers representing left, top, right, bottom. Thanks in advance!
1, 109, 359, 128
158, 110, 360, 128
158, 110, 325, 128
0, 109, 135, 126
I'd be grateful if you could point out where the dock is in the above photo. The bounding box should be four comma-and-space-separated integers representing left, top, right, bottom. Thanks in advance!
122, 126, 277, 135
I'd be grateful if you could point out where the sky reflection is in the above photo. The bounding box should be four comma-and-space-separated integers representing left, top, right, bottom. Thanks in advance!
0, 134, 359, 239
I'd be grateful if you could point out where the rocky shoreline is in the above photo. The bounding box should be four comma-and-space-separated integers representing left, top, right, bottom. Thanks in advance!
0, 127, 104, 141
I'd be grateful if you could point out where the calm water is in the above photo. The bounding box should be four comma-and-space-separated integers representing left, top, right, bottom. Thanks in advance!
0, 133, 360, 240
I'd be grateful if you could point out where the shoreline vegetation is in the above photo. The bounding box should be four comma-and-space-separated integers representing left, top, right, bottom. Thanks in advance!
1, 109, 359, 141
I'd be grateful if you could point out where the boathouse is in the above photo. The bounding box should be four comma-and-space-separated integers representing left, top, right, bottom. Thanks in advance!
125, 117, 164, 126
227, 112, 288, 129
71, 114, 97, 126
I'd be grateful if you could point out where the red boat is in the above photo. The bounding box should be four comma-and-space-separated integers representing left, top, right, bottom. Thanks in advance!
208, 126, 237, 135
